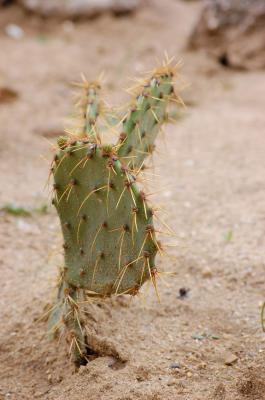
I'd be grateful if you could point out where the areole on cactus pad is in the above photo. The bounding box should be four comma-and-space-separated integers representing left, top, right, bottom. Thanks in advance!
48, 59, 184, 364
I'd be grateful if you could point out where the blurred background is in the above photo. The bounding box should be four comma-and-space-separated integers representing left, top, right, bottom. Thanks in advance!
0, 0, 264, 205
0, 1, 265, 399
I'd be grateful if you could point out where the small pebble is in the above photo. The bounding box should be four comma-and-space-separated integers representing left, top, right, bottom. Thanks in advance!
224, 353, 238, 366
192, 333, 205, 341
78, 365, 87, 374
56, 375, 63, 383
184, 159, 194, 167
210, 334, 220, 340
201, 267, 213, 278
178, 287, 190, 299
5, 24, 24, 39
187, 371, 192, 378
167, 378, 177, 386
170, 362, 181, 369
197, 362, 207, 370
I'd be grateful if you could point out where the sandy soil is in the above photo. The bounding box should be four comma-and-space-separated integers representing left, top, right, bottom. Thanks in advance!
0, 1, 265, 399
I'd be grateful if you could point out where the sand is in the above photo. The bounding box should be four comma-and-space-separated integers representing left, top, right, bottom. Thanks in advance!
0, 1, 265, 399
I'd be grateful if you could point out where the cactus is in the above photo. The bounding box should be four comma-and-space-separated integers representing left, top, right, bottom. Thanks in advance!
48, 61, 182, 364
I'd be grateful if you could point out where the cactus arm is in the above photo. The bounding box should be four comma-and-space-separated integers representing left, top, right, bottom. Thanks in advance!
76, 80, 102, 142
117, 67, 181, 169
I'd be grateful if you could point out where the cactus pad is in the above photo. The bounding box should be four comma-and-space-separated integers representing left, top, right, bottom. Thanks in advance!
117, 67, 182, 168
52, 141, 158, 296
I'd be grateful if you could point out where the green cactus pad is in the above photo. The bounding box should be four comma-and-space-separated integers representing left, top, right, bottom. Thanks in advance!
52, 140, 158, 296
78, 81, 102, 140
117, 66, 182, 169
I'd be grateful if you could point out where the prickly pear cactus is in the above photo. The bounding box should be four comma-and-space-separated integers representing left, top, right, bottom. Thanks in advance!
48, 61, 182, 364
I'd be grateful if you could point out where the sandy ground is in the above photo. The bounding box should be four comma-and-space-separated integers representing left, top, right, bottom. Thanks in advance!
0, 1, 265, 399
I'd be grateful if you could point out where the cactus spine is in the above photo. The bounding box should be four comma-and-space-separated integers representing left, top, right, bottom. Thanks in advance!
48, 61, 182, 364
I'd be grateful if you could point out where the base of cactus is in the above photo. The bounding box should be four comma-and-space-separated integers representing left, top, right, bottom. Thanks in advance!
47, 275, 88, 365
48, 271, 126, 366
